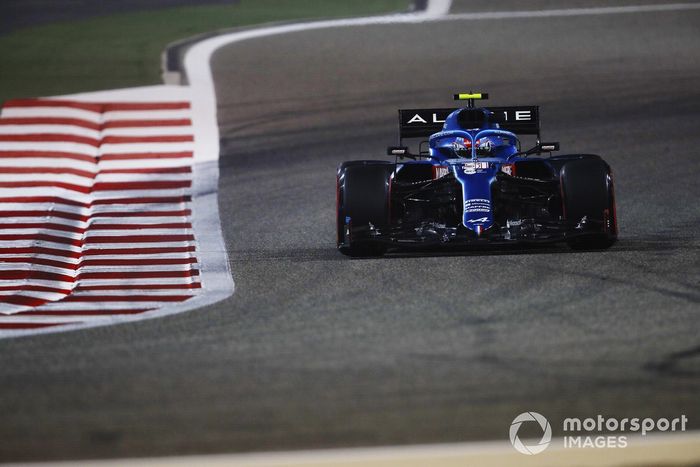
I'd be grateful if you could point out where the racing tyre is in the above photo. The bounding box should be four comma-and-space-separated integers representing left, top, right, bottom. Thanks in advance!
560, 158, 617, 250
337, 161, 393, 257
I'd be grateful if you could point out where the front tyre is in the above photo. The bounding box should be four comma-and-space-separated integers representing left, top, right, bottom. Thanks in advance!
560, 158, 618, 250
337, 161, 393, 257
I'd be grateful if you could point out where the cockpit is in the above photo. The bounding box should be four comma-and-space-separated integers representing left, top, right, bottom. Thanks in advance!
429, 108, 520, 159
447, 133, 519, 159
430, 126, 519, 160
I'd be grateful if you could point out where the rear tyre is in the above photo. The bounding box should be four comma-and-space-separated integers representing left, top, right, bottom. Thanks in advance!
337, 161, 393, 257
560, 158, 617, 250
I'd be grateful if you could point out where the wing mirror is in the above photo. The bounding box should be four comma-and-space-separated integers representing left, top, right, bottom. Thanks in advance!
525, 142, 560, 155
387, 146, 415, 159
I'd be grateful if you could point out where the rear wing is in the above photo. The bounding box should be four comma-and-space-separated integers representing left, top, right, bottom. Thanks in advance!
398, 106, 540, 141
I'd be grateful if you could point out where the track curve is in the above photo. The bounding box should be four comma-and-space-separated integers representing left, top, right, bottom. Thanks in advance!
0, 1, 698, 461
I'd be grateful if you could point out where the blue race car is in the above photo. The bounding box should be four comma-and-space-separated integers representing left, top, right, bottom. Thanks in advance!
336, 93, 617, 256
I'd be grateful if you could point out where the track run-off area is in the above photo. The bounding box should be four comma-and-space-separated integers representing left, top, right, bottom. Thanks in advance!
1, 0, 699, 463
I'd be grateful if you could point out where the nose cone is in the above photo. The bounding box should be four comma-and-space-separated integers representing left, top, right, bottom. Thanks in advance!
453, 163, 496, 234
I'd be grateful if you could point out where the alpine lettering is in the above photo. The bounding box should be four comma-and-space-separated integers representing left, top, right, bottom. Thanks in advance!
407, 113, 447, 124
407, 114, 427, 124
515, 110, 532, 121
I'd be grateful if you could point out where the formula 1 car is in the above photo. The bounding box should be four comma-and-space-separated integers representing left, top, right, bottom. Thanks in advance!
336, 93, 617, 256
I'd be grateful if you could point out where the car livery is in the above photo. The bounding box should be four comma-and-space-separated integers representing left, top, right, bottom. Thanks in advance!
336, 93, 617, 256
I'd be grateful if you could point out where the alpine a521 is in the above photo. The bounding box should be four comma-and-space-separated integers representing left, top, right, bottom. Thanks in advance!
336, 93, 617, 256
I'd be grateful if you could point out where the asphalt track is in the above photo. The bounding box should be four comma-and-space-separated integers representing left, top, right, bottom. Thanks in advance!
1, 0, 699, 462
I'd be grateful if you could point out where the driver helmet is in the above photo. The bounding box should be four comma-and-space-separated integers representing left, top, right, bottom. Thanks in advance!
451, 137, 471, 158
475, 137, 494, 155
